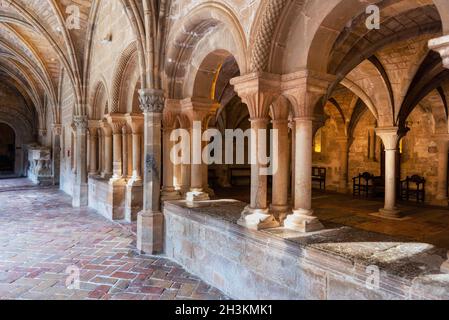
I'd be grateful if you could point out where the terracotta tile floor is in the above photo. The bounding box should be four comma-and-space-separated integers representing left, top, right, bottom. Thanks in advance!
0, 179, 228, 300
215, 186, 449, 249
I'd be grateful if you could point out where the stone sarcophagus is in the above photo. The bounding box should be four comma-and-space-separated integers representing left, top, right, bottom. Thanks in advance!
26, 144, 52, 185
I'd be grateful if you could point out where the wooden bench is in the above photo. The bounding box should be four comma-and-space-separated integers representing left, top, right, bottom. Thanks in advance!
312, 167, 326, 190
400, 175, 425, 203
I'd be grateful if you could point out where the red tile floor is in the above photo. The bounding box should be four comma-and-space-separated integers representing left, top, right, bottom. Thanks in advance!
0, 178, 228, 300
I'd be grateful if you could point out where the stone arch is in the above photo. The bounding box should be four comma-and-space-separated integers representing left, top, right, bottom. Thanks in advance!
263, 0, 446, 75
164, 2, 247, 99
109, 41, 138, 113
90, 79, 109, 120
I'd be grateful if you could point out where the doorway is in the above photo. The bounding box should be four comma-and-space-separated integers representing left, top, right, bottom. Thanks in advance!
0, 123, 15, 175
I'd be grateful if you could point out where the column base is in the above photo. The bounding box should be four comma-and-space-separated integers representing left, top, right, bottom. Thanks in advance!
186, 190, 210, 202
161, 188, 182, 201
204, 186, 215, 198
270, 204, 290, 223
378, 208, 402, 219
137, 210, 163, 254
237, 206, 280, 230
72, 183, 88, 207
283, 209, 324, 233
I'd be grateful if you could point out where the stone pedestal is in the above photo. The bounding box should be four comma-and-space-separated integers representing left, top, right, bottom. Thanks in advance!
26, 144, 53, 185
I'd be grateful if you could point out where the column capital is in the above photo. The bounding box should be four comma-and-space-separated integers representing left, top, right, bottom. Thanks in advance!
106, 113, 127, 134
52, 124, 62, 136
375, 126, 408, 150
163, 110, 178, 130
38, 129, 47, 137
181, 97, 220, 123
73, 115, 88, 130
281, 69, 335, 118
429, 35, 449, 69
125, 113, 144, 134
138, 88, 165, 114
231, 72, 281, 119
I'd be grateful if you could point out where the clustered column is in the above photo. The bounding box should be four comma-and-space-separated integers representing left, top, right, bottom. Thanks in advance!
230, 73, 280, 230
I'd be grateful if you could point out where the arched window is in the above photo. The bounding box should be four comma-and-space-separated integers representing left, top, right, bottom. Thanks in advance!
314, 128, 322, 153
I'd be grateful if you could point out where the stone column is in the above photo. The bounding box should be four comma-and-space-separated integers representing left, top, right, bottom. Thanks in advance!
336, 136, 349, 193
137, 88, 164, 254
230, 73, 281, 230
122, 126, 130, 178
376, 127, 406, 218
107, 115, 127, 183
182, 98, 219, 203
88, 126, 98, 176
72, 115, 88, 207
99, 129, 104, 174
100, 121, 113, 178
51, 124, 62, 185
126, 114, 144, 184
270, 97, 290, 221
161, 108, 182, 200
281, 71, 334, 232
434, 136, 449, 205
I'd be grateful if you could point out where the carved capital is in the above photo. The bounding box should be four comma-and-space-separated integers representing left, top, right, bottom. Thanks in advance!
125, 113, 144, 134
73, 115, 88, 130
281, 70, 335, 118
230, 72, 281, 119
38, 129, 47, 137
52, 124, 62, 136
106, 113, 127, 134
139, 88, 165, 114
375, 127, 409, 150
429, 35, 449, 69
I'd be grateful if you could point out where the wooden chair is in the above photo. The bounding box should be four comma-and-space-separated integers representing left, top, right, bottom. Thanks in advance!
353, 172, 374, 198
400, 175, 425, 203
312, 167, 326, 190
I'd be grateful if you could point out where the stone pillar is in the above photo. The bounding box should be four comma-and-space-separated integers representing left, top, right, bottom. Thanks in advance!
375, 127, 406, 218
52, 124, 62, 185
122, 126, 129, 178
281, 71, 333, 232
100, 122, 113, 178
161, 108, 182, 200
137, 88, 164, 254
434, 135, 449, 205
72, 115, 88, 207
107, 114, 127, 183
124, 113, 144, 222
126, 114, 144, 183
182, 98, 219, 203
369, 129, 376, 160
88, 126, 98, 176
230, 73, 281, 230
270, 97, 290, 221
336, 136, 349, 193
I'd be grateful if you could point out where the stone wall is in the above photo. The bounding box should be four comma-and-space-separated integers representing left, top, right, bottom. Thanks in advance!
164, 201, 449, 300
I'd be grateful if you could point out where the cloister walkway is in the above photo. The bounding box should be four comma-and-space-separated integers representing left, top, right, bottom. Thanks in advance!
0, 179, 228, 300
